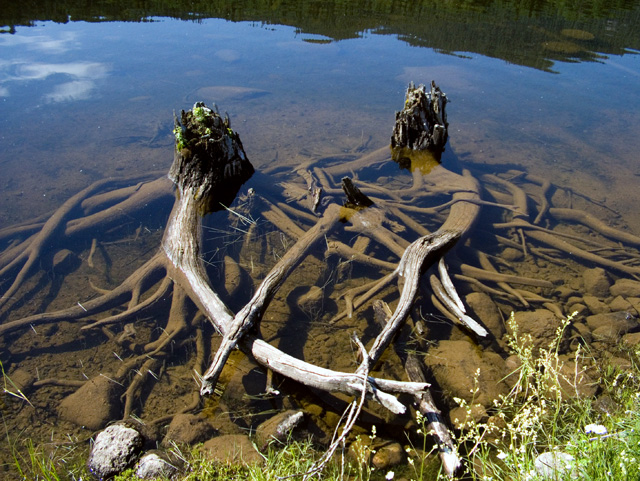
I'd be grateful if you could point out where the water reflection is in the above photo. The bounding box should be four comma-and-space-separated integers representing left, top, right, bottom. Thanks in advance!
0, 30, 109, 104
0, 0, 639, 479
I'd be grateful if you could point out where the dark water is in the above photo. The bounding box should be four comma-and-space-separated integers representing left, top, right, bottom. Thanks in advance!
1, 0, 640, 477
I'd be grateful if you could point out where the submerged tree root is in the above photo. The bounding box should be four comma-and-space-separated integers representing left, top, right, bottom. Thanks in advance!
3, 85, 640, 478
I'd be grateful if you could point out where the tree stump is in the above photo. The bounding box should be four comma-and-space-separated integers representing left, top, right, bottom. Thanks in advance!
391, 81, 448, 154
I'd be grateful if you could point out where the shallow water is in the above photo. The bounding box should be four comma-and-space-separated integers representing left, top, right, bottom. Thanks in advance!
1, 0, 640, 477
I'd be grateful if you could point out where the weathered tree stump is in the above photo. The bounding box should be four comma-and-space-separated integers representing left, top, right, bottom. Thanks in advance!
391, 81, 448, 154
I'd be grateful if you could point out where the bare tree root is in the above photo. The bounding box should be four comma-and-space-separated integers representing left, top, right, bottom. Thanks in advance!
0, 254, 167, 336
373, 300, 461, 474
481, 173, 640, 277
0, 174, 171, 314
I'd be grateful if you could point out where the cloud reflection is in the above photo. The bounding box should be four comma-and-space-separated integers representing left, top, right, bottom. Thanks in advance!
0, 31, 78, 54
0, 31, 110, 103
18, 62, 109, 81
45, 79, 96, 102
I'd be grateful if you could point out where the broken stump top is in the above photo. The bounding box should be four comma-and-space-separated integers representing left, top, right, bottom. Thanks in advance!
169, 102, 254, 214
391, 81, 448, 155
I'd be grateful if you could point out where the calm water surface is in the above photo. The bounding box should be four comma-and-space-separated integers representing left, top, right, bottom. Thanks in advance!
1, 0, 640, 477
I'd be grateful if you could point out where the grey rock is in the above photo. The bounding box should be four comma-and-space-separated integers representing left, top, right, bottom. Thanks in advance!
87, 423, 144, 479
534, 451, 575, 479
135, 451, 179, 480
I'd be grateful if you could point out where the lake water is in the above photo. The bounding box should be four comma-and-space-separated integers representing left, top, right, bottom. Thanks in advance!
1, 0, 640, 478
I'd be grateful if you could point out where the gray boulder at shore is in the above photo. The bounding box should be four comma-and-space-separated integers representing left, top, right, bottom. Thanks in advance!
87, 423, 144, 479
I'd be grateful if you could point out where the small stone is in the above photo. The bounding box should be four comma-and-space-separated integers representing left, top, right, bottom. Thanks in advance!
202, 434, 263, 466
586, 311, 638, 342
52, 249, 80, 274
609, 295, 633, 312
465, 292, 505, 338
371, 442, 405, 470
296, 286, 324, 317
87, 423, 144, 479
162, 413, 217, 446
534, 451, 574, 479
255, 410, 304, 451
582, 268, 610, 298
501, 247, 523, 262
610, 279, 640, 298
135, 451, 179, 480
582, 295, 610, 314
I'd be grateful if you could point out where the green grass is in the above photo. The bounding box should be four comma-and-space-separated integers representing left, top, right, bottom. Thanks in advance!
447, 312, 640, 480
4, 310, 640, 480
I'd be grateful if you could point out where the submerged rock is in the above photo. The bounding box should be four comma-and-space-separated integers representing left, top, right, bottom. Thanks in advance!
296, 286, 324, 317
510, 310, 569, 354
52, 248, 80, 274
582, 267, 610, 298
610, 278, 640, 298
162, 413, 217, 446
465, 292, 505, 339
255, 410, 304, 451
223, 255, 243, 298
424, 340, 509, 407
371, 442, 405, 470
582, 295, 610, 315
58, 375, 123, 430
202, 434, 263, 466
586, 311, 638, 342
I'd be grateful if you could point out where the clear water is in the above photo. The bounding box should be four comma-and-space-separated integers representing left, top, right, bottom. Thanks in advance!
1, 1, 640, 477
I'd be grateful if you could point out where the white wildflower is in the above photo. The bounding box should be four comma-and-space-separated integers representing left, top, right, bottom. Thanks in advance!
584, 423, 608, 435
385, 471, 395, 480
